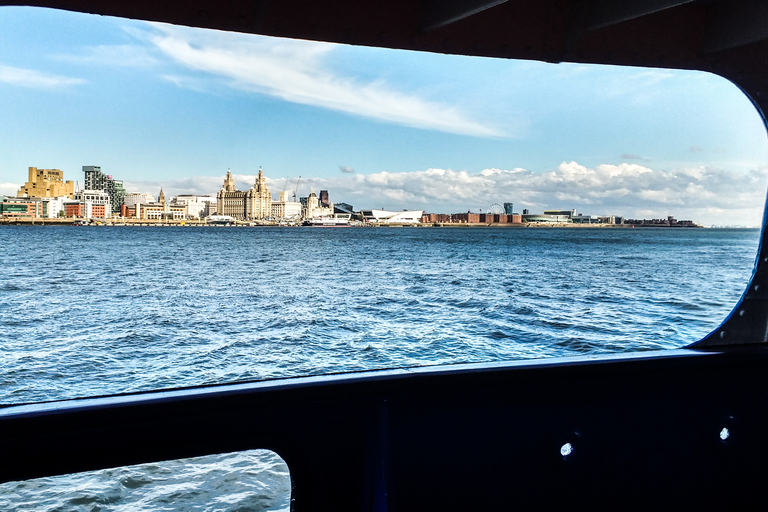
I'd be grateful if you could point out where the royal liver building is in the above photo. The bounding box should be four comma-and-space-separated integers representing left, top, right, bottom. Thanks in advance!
216, 168, 271, 220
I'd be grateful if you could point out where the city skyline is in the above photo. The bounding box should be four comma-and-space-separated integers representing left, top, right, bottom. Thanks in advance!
1, 7, 768, 225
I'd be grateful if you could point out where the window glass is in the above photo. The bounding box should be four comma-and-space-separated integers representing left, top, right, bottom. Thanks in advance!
0, 6, 766, 408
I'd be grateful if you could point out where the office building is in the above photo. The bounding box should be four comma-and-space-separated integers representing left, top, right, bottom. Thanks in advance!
83, 166, 125, 214
17, 167, 75, 199
216, 168, 271, 220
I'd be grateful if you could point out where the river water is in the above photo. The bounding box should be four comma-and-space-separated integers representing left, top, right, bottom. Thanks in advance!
0, 225, 761, 510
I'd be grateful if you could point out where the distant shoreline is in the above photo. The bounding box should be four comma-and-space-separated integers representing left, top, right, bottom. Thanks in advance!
0, 218, 708, 228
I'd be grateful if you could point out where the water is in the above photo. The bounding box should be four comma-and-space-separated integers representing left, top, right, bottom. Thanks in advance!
0, 225, 761, 510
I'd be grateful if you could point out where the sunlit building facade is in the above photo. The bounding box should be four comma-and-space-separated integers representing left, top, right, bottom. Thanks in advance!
17, 167, 75, 199
216, 168, 271, 220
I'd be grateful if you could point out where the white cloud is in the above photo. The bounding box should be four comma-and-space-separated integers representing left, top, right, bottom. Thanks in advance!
599, 69, 675, 103
298, 162, 768, 225
54, 44, 160, 68
1, 182, 21, 196
0, 64, 85, 88
143, 23, 502, 137
122, 175, 223, 196
160, 74, 214, 94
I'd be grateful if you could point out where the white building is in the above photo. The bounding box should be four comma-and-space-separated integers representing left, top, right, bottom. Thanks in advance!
74, 189, 112, 218
42, 196, 68, 218
303, 190, 334, 219
124, 192, 156, 208
360, 209, 424, 224
271, 190, 302, 220
173, 195, 216, 218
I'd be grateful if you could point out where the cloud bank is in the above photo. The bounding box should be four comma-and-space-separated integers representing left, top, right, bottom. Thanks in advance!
0, 64, 85, 88
143, 24, 502, 137
0, 182, 21, 196
125, 162, 768, 226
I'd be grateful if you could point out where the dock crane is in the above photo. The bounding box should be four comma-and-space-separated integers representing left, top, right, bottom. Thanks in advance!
293, 176, 301, 202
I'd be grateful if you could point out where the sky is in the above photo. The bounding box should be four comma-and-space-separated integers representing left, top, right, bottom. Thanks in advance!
1, 7, 768, 226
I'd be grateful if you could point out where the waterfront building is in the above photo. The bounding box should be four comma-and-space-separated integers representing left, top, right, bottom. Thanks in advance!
112, 180, 126, 214
65, 201, 106, 219
124, 193, 157, 209
216, 168, 271, 220
544, 209, 576, 218
75, 189, 111, 218
41, 197, 68, 218
452, 213, 480, 223
335, 202, 355, 215
504, 202, 514, 215
83, 166, 125, 214
572, 214, 623, 224
271, 190, 302, 220
16, 167, 75, 199
360, 209, 424, 224
173, 195, 216, 218
521, 213, 571, 223
625, 216, 695, 227
303, 190, 334, 219
136, 189, 187, 220
0, 196, 43, 218
64, 201, 107, 219
422, 213, 453, 223
67, 189, 112, 218
517, 209, 576, 223
572, 214, 600, 224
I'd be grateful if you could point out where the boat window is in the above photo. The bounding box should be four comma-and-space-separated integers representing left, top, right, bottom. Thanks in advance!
1, 6, 766, 400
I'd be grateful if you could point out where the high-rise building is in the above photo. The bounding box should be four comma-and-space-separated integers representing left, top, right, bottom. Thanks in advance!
17, 167, 75, 198
504, 202, 514, 215
83, 166, 106, 190
112, 180, 125, 214
83, 166, 125, 214
319, 190, 330, 207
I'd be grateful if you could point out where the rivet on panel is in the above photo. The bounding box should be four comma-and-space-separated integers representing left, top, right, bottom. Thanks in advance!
720, 427, 730, 441
560, 442, 573, 458
719, 331, 726, 339
739, 310, 746, 317
754, 285, 760, 292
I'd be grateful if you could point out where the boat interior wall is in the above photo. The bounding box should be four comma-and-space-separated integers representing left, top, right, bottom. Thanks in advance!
4, 349, 768, 509
4, 0, 768, 508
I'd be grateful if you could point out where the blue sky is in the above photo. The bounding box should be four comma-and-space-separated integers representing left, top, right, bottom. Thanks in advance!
1, 6, 767, 225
